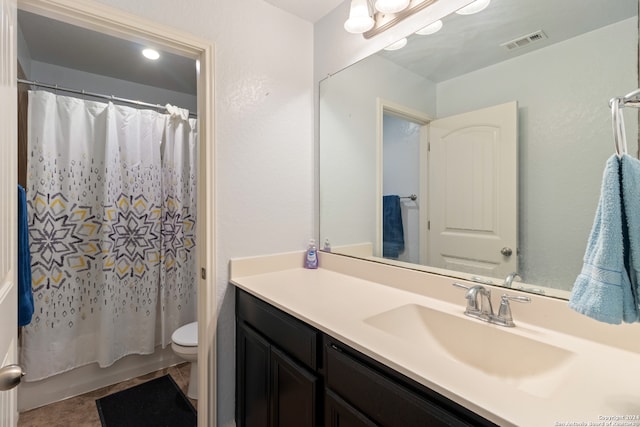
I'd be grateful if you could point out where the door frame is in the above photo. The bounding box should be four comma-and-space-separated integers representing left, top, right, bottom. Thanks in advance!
375, 98, 431, 260
15, 1, 216, 425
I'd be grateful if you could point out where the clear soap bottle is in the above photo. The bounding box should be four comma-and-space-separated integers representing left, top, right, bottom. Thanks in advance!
304, 239, 319, 269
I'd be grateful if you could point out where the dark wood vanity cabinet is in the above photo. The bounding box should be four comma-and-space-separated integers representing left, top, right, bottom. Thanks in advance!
236, 289, 321, 427
235, 288, 498, 427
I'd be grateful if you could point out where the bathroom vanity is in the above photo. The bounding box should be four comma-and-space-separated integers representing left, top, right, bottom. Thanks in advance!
231, 251, 640, 427
236, 288, 495, 426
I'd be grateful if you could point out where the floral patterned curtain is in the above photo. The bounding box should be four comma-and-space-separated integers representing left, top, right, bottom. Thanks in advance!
21, 91, 197, 381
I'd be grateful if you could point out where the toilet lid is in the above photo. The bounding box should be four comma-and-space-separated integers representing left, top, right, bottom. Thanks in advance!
172, 322, 198, 346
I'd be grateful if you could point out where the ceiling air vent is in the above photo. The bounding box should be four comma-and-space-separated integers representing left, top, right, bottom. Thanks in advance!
501, 30, 548, 51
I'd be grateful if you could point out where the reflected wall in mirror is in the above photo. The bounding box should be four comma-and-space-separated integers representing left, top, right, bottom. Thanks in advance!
319, 0, 639, 299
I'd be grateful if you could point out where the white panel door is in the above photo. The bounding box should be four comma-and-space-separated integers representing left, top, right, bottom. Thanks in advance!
0, 0, 19, 425
428, 101, 517, 278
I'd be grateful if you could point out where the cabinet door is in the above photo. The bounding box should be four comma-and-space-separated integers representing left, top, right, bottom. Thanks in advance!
271, 346, 319, 427
325, 390, 377, 427
237, 322, 271, 427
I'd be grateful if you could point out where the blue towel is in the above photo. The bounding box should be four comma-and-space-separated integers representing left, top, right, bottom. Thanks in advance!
18, 185, 34, 327
383, 195, 404, 258
621, 154, 640, 312
569, 155, 637, 324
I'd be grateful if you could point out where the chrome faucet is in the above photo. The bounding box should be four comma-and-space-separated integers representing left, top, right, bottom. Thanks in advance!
504, 272, 521, 288
452, 283, 493, 321
453, 283, 531, 327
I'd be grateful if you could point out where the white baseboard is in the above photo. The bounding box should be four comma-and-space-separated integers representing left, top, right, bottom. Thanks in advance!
18, 346, 183, 412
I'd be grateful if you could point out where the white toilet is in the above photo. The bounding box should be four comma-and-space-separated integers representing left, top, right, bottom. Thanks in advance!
171, 321, 198, 399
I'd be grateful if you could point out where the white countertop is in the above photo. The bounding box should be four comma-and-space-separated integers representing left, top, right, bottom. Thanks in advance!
230, 252, 640, 427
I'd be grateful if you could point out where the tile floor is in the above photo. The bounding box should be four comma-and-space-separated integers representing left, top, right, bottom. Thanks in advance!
17, 362, 196, 427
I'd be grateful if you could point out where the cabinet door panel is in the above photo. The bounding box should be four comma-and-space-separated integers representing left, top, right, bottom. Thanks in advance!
237, 322, 271, 427
325, 390, 378, 427
271, 346, 319, 427
238, 289, 319, 370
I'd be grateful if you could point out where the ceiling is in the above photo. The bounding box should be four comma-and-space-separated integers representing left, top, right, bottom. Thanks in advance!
263, 0, 344, 22
16, 0, 344, 95
18, 0, 636, 97
378, 0, 637, 83
18, 10, 198, 95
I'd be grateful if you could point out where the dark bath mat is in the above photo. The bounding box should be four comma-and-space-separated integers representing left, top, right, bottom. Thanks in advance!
96, 374, 196, 427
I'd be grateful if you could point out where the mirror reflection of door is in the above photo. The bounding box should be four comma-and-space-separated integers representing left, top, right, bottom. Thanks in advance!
428, 101, 518, 278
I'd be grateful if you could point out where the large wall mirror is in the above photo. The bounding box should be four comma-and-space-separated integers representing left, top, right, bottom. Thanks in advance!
319, 0, 639, 299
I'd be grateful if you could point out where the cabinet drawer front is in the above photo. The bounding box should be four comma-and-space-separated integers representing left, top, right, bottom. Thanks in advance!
326, 342, 481, 427
237, 289, 318, 370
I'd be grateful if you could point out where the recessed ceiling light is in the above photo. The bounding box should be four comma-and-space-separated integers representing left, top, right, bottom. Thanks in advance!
383, 38, 407, 51
415, 20, 443, 35
142, 48, 160, 60
456, 0, 490, 15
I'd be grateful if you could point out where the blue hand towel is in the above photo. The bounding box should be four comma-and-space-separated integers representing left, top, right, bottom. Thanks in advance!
569, 155, 638, 324
621, 154, 640, 312
383, 195, 404, 258
18, 185, 34, 327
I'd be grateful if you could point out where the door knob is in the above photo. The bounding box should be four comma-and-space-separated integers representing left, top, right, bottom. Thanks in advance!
0, 364, 25, 391
500, 247, 513, 257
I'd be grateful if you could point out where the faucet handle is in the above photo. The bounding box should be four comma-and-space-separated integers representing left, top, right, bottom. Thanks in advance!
452, 282, 470, 290
502, 294, 531, 304
493, 293, 531, 327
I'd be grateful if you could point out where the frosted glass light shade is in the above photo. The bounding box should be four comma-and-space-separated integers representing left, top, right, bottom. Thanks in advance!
456, 0, 490, 15
374, 0, 410, 14
415, 19, 442, 35
383, 37, 407, 51
344, 0, 375, 34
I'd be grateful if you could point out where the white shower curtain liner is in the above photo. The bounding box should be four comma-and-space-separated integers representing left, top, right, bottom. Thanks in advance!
21, 90, 197, 381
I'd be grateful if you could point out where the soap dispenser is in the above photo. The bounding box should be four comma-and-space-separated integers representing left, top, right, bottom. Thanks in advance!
304, 239, 319, 269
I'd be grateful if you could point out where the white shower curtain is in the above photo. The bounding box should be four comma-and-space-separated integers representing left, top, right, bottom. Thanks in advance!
159, 105, 198, 346
21, 90, 197, 381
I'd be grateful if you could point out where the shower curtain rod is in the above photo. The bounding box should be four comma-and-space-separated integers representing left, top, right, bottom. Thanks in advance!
17, 78, 197, 119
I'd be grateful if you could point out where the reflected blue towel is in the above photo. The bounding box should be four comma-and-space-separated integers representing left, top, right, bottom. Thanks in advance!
383, 195, 404, 258
18, 185, 34, 326
569, 155, 637, 324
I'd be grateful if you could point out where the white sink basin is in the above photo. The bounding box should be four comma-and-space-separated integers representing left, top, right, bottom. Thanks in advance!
364, 304, 575, 397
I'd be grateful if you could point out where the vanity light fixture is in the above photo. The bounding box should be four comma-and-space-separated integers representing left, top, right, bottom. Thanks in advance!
345, 0, 438, 39
383, 37, 408, 50
455, 0, 490, 15
415, 19, 443, 35
344, 0, 375, 34
142, 48, 160, 60
374, 0, 410, 14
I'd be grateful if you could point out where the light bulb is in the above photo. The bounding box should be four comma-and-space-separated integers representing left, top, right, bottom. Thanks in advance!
455, 0, 490, 15
415, 20, 443, 35
344, 0, 374, 34
142, 48, 160, 60
374, 0, 410, 14
383, 38, 407, 51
